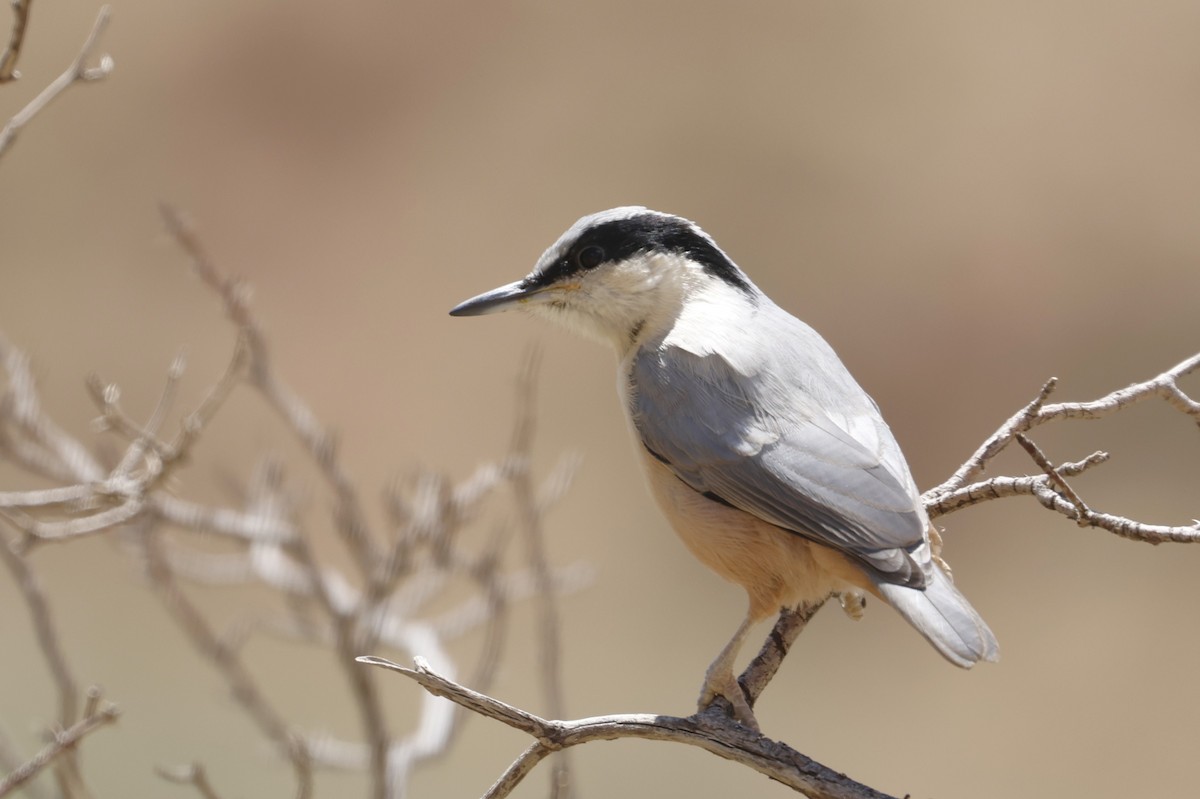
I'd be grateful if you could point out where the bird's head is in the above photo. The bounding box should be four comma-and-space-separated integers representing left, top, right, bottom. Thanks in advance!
450, 207, 756, 351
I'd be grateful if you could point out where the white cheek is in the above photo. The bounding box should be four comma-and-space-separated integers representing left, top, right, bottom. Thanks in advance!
525, 301, 614, 346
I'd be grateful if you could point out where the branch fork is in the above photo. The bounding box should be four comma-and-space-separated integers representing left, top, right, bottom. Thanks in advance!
360, 651, 899, 799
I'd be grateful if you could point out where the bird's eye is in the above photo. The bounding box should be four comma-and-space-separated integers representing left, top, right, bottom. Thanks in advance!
576, 245, 605, 270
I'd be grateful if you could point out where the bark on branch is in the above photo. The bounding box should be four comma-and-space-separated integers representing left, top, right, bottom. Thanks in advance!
359, 656, 900, 799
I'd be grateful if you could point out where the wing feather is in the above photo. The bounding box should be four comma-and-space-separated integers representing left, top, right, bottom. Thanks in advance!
629, 343, 928, 587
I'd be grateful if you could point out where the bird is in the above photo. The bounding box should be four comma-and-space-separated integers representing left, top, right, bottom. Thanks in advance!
449, 206, 998, 728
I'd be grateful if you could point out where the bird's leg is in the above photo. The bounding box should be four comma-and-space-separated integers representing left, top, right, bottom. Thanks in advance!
697, 609, 759, 731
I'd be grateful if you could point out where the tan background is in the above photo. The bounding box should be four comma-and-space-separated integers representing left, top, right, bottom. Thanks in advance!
3, 1, 1200, 797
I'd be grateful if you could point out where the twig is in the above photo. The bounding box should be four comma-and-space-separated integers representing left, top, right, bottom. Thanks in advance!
0, 701, 119, 798
507, 346, 574, 799
482, 742, 555, 799
924, 353, 1200, 543
0, 519, 80, 728
155, 763, 225, 799
924, 377, 1058, 502
0, 5, 113, 159
0, 726, 50, 799
135, 522, 314, 798
159, 203, 382, 583
1014, 434, 1091, 522
0, 331, 104, 484
1037, 352, 1200, 424
360, 657, 900, 799
0, 484, 94, 508
0, 0, 32, 82
286, 530, 390, 799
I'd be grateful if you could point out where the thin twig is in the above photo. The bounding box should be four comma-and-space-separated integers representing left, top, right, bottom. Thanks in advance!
0, 519, 80, 727
159, 204, 382, 582
0, 5, 113, 158
1037, 352, 1200, 424
136, 522, 313, 796
508, 346, 574, 799
482, 741, 555, 799
923, 377, 1058, 502
0, 484, 94, 508
926, 452, 1109, 518
155, 763, 225, 799
287, 530, 390, 799
0, 702, 119, 798
0, 331, 104, 483
1015, 434, 1091, 523
0, 0, 32, 82
925, 354, 1200, 541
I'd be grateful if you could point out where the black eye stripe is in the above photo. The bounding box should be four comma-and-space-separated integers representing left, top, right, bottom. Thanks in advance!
527, 213, 753, 294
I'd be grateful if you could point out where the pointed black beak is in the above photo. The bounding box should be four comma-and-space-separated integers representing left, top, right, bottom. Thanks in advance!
449, 279, 539, 317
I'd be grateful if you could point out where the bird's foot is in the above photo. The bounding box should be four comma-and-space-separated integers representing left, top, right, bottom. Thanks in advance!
697, 668, 760, 732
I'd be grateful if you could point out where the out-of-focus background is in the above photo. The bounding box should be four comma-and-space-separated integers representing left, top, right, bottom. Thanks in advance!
3, 1, 1199, 797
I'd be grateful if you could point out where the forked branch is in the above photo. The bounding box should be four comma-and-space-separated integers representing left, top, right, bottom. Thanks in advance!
924, 352, 1200, 544
359, 656, 899, 799
0, 5, 112, 158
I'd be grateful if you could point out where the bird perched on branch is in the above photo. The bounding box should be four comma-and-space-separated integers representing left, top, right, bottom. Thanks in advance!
450, 207, 998, 728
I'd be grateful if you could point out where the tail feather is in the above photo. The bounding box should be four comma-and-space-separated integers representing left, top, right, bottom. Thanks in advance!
875, 567, 999, 668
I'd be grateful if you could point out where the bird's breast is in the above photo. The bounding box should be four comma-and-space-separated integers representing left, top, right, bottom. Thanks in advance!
634, 446, 868, 620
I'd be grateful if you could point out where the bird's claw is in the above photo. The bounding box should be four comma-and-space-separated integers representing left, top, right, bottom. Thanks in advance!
698, 670, 760, 732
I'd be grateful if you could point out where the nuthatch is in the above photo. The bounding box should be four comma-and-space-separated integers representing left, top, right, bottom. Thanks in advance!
451, 207, 997, 728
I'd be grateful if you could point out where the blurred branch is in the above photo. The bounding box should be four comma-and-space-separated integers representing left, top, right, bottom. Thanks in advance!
507, 346, 574, 799
0, 695, 120, 799
160, 203, 383, 581
361, 657, 900, 799
1, 202, 588, 798
0, 0, 32, 83
135, 520, 314, 799
155, 763, 227, 799
924, 352, 1200, 543
0, 5, 112, 159
0, 518, 80, 727
0, 517, 104, 798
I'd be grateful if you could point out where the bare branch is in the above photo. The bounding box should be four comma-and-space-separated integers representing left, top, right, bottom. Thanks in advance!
361, 657, 900, 799
924, 376, 1058, 501
1037, 352, 1200, 424
159, 203, 382, 582
0, 699, 119, 798
155, 763, 226, 799
0, 0, 32, 83
0, 484, 94, 508
1014, 434, 1092, 522
0, 5, 113, 159
482, 742, 554, 799
738, 601, 826, 709
0, 519, 80, 727
507, 346, 574, 798
286, 529, 390, 799
924, 353, 1200, 544
0, 331, 104, 483
135, 522, 314, 798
